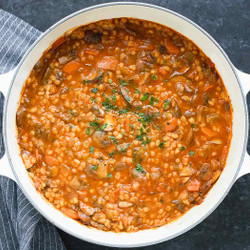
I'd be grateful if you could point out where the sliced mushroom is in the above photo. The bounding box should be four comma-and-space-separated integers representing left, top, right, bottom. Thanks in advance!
115, 161, 128, 171
184, 110, 196, 117
186, 128, 194, 146
120, 86, 134, 105
83, 70, 103, 84
58, 56, 71, 64
176, 83, 184, 96
16, 107, 26, 127
21, 150, 34, 169
117, 143, 130, 153
80, 201, 97, 216
90, 105, 105, 117
103, 113, 117, 131
142, 105, 160, 119
92, 131, 111, 148
206, 113, 220, 124
139, 72, 151, 86
174, 104, 182, 118
78, 212, 91, 225
85, 163, 108, 180
84, 30, 102, 44
199, 163, 212, 181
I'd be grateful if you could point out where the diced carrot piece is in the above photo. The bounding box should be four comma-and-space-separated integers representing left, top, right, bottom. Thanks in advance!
187, 179, 201, 192
52, 37, 65, 49
164, 37, 180, 55
164, 118, 178, 132
63, 60, 80, 74
201, 127, 217, 138
62, 208, 79, 220
97, 56, 118, 71
84, 48, 99, 56
124, 116, 130, 133
44, 155, 59, 166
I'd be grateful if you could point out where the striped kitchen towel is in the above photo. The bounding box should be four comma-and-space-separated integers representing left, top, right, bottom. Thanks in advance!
0, 9, 66, 250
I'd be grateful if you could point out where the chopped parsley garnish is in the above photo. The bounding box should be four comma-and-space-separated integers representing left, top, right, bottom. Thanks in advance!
83, 79, 87, 85
92, 165, 98, 170
107, 173, 112, 178
164, 100, 170, 110
90, 97, 97, 103
164, 79, 167, 82
86, 127, 90, 135
111, 94, 116, 102
102, 98, 117, 111
108, 150, 116, 158
159, 141, 165, 149
191, 123, 195, 128
141, 92, 150, 101
91, 88, 98, 94
89, 118, 100, 129
121, 79, 128, 86
129, 124, 134, 130
108, 79, 112, 84
135, 89, 140, 94
118, 107, 130, 115
90, 146, 95, 154
180, 146, 186, 151
189, 151, 195, 156
68, 86, 72, 91
109, 136, 118, 144
150, 96, 159, 106
152, 74, 157, 80
136, 163, 145, 173
101, 123, 108, 130
69, 109, 77, 116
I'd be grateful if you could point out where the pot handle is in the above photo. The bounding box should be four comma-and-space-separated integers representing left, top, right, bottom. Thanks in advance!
0, 69, 16, 181
235, 69, 250, 180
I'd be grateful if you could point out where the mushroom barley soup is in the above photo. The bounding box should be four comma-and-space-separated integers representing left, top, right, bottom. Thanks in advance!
16, 18, 232, 232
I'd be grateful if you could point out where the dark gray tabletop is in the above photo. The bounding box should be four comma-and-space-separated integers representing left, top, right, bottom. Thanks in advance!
0, 0, 250, 249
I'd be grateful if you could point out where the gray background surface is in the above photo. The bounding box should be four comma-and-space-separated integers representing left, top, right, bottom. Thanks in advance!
0, 0, 250, 249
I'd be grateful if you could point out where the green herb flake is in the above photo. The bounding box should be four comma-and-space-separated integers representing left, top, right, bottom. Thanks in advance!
164, 79, 167, 82
86, 127, 90, 136
129, 124, 134, 130
101, 123, 108, 130
83, 79, 87, 85
189, 151, 195, 156
90, 97, 97, 103
141, 92, 150, 101
89, 118, 100, 130
109, 136, 118, 144
111, 94, 116, 102
191, 123, 195, 128
108, 79, 112, 84
136, 163, 145, 173
69, 124, 74, 128
159, 141, 165, 149
152, 74, 157, 80
90, 146, 95, 154
102, 98, 117, 111
135, 89, 140, 94
68, 86, 72, 91
164, 99, 170, 110
108, 150, 116, 158
92, 165, 98, 170
180, 146, 186, 151
107, 173, 112, 178
121, 79, 128, 86
91, 88, 98, 94
150, 96, 159, 106
118, 107, 130, 115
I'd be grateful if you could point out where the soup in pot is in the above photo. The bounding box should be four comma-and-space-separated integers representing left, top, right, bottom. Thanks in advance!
16, 18, 232, 232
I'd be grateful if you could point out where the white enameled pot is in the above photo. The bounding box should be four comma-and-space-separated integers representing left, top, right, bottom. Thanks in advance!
0, 2, 250, 247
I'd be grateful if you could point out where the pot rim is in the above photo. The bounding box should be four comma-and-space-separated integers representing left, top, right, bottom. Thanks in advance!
3, 2, 248, 247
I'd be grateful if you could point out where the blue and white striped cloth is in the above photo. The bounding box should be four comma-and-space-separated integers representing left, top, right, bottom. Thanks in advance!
0, 9, 65, 250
